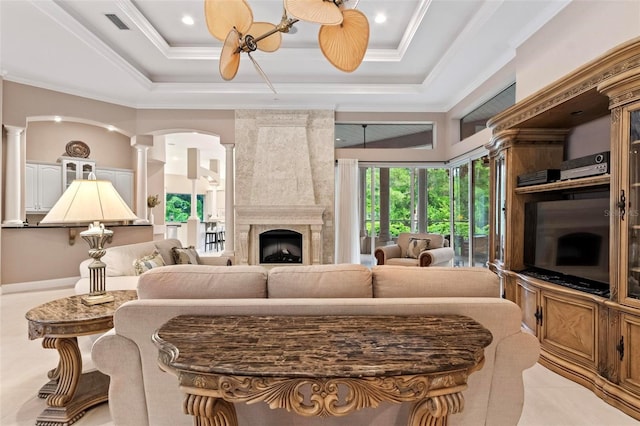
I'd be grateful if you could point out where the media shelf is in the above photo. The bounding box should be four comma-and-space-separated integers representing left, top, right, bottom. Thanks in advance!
515, 174, 610, 194
520, 268, 610, 297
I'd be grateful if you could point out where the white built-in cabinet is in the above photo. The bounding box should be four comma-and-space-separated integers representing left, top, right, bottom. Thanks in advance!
94, 168, 134, 209
60, 156, 96, 190
25, 162, 63, 213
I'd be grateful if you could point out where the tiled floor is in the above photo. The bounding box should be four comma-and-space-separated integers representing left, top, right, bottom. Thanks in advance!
1, 287, 638, 426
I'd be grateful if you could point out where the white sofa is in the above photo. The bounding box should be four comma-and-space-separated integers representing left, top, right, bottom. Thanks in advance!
92, 264, 539, 426
75, 238, 232, 294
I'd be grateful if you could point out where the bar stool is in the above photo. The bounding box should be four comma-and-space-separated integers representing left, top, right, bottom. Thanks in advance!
217, 224, 225, 251
205, 222, 218, 252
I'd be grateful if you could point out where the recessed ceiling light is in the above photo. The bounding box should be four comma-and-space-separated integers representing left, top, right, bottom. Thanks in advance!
335, 138, 342, 141
182, 15, 194, 26
107, 125, 116, 131
375, 13, 387, 24
54, 116, 62, 122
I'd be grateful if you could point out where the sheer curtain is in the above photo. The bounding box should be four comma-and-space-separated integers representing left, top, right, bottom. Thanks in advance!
335, 158, 360, 264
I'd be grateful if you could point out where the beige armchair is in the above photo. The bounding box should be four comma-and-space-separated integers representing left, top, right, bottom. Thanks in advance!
375, 233, 454, 267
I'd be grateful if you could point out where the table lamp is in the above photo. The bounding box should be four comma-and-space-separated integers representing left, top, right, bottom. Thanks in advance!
40, 173, 138, 305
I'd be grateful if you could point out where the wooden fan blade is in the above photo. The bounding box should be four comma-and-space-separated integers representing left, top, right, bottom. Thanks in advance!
319, 9, 369, 73
205, 0, 253, 41
284, 0, 343, 25
248, 52, 277, 94
220, 29, 241, 80
248, 22, 282, 52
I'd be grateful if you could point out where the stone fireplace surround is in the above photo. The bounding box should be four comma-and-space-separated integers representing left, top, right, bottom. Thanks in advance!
236, 205, 325, 266
234, 110, 334, 266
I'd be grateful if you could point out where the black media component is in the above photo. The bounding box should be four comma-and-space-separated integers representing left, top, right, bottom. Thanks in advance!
560, 151, 610, 180
517, 169, 561, 187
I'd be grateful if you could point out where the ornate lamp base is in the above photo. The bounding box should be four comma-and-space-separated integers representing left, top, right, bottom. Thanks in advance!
81, 293, 115, 306
80, 223, 114, 306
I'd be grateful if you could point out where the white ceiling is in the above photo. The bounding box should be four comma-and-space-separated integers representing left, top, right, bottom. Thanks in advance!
0, 0, 571, 112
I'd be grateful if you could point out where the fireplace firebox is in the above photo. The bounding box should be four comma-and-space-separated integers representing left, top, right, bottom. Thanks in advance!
260, 229, 303, 264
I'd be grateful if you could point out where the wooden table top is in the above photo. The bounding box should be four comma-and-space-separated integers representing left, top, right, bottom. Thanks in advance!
154, 314, 493, 379
26, 290, 137, 339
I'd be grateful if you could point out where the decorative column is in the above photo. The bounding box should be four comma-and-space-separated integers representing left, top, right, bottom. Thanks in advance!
132, 136, 152, 223
3, 126, 25, 226
187, 148, 200, 248
378, 167, 391, 245
418, 169, 427, 233
221, 142, 235, 257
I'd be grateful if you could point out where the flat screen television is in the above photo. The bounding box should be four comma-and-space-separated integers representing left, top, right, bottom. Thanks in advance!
523, 194, 610, 286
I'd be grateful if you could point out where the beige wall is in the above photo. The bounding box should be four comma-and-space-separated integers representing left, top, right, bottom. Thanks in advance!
1, 225, 152, 287
516, 1, 640, 101
25, 120, 133, 169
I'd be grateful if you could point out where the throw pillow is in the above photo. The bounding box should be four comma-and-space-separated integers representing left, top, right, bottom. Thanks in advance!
171, 246, 201, 265
133, 250, 166, 276
406, 238, 431, 259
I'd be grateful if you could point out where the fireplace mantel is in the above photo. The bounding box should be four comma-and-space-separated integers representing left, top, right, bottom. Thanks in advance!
236, 205, 325, 266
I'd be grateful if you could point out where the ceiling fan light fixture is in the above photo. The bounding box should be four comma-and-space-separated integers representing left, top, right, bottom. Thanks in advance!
204, 0, 253, 41
319, 9, 369, 72
284, 0, 344, 25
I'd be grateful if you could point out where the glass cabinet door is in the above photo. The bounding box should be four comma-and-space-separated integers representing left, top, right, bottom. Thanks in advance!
63, 160, 77, 190
493, 153, 506, 265
628, 109, 640, 300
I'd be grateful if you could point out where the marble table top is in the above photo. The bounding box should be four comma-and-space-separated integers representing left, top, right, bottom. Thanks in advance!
154, 314, 493, 378
26, 290, 137, 340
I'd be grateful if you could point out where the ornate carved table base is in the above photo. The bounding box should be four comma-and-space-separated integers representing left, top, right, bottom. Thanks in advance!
35, 337, 109, 426
177, 369, 478, 426
26, 291, 137, 426
154, 315, 492, 426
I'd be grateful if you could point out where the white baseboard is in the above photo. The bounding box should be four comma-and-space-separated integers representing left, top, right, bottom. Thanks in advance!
0, 277, 78, 295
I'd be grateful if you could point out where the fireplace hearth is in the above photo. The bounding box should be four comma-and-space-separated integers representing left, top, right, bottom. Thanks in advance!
260, 229, 302, 264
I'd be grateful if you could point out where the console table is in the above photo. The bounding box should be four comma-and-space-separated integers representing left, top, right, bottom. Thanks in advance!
26, 290, 137, 426
153, 314, 493, 426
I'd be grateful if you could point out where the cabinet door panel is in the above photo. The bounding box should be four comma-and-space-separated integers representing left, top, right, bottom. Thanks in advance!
518, 281, 538, 336
25, 164, 38, 211
542, 292, 597, 368
621, 314, 640, 394
38, 165, 62, 210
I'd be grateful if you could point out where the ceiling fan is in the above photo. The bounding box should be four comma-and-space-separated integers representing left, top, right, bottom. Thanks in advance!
204, 0, 370, 93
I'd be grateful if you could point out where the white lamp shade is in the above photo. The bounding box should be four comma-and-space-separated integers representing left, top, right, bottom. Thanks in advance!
41, 178, 138, 224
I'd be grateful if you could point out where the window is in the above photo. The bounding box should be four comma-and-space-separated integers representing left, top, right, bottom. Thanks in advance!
460, 84, 515, 140
335, 123, 433, 149
165, 193, 204, 222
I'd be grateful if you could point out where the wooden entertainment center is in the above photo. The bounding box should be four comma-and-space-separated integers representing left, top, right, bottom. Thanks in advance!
486, 37, 640, 420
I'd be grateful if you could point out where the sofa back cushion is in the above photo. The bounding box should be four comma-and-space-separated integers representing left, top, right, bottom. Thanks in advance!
397, 233, 447, 257
99, 240, 161, 277
372, 266, 500, 298
267, 264, 373, 298
137, 265, 268, 299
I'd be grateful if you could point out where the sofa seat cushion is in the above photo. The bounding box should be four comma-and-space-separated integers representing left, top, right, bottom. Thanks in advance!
137, 265, 268, 299
267, 264, 373, 298
386, 257, 420, 267
373, 266, 500, 298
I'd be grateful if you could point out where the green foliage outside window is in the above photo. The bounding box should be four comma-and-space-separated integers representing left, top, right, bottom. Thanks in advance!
165, 193, 204, 222
364, 168, 452, 237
